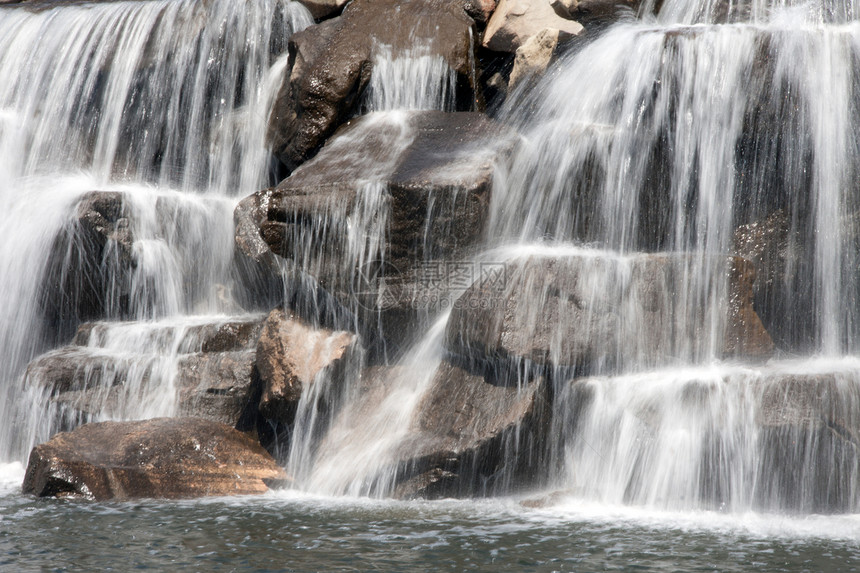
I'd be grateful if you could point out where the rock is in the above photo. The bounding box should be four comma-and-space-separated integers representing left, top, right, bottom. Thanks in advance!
550, 0, 578, 17
483, 0, 583, 53
570, 0, 643, 21
460, 0, 497, 22
508, 27, 567, 89
174, 351, 260, 428
233, 189, 290, 312
732, 209, 815, 352
39, 192, 135, 342
22, 418, 287, 500
560, 365, 860, 513
446, 252, 774, 374
394, 360, 549, 498
744, 370, 860, 512
315, 360, 548, 498
25, 317, 265, 430
243, 111, 513, 344
267, 0, 477, 171
724, 256, 775, 359
256, 307, 357, 422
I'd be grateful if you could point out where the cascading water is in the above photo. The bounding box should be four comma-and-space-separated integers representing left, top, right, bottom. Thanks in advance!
0, 0, 858, 527
274, 0, 860, 513
0, 0, 312, 463
476, 0, 860, 512
4, 0, 860, 568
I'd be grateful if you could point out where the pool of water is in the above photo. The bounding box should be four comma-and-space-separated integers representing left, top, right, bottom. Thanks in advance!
3, 464, 860, 572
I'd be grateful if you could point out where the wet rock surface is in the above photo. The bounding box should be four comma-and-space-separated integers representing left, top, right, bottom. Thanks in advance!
446, 253, 774, 374
39, 192, 135, 343
331, 360, 549, 499
267, 0, 477, 171
25, 317, 265, 429
243, 111, 513, 342
22, 417, 287, 500
256, 307, 357, 423
393, 360, 549, 498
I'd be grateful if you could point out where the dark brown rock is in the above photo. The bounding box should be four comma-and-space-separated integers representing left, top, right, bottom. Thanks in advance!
39, 191, 136, 342
400, 360, 548, 466
22, 418, 287, 500
245, 111, 513, 344
256, 308, 357, 422
242, 111, 512, 342
446, 252, 774, 374
329, 360, 549, 498
267, 0, 477, 170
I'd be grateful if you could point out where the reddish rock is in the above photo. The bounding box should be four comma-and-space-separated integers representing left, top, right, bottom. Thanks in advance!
256, 308, 357, 421
22, 418, 287, 500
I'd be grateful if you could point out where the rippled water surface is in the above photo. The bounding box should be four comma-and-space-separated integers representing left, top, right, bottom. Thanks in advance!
3, 467, 860, 572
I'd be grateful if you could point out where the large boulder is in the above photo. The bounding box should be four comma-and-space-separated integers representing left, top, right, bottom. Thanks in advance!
267, 0, 477, 171
394, 360, 549, 497
309, 360, 549, 498
446, 252, 774, 374
483, 0, 583, 53
241, 111, 514, 343
256, 307, 358, 423
22, 418, 287, 500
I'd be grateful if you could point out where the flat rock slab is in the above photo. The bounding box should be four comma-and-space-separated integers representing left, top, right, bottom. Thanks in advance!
22, 417, 287, 500
25, 317, 265, 429
446, 252, 774, 373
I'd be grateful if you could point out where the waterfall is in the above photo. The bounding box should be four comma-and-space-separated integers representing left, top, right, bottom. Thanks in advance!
3, 0, 860, 518
0, 0, 312, 462
477, 0, 860, 511
362, 43, 459, 112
